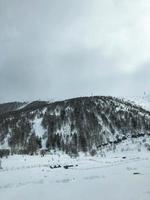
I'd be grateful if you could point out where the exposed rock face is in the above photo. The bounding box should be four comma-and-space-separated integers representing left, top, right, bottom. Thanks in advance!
0, 96, 150, 155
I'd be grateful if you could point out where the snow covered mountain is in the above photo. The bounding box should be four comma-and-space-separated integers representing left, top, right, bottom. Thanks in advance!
0, 102, 26, 114
129, 93, 150, 111
0, 96, 150, 156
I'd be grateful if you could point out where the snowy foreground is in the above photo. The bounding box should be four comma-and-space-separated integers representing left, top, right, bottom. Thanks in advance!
0, 149, 150, 200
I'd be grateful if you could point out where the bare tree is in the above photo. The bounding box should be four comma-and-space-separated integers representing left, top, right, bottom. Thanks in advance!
0, 159, 2, 169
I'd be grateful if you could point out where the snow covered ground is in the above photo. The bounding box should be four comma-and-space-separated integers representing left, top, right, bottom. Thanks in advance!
0, 147, 150, 200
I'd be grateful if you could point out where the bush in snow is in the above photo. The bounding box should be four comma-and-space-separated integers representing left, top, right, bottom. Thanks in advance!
0, 149, 10, 158
90, 149, 97, 156
145, 143, 150, 151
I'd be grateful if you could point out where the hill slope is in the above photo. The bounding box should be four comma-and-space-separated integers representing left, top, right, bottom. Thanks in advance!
0, 96, 150, 155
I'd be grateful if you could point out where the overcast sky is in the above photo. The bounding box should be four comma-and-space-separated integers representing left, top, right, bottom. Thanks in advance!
0, 0, 150, 102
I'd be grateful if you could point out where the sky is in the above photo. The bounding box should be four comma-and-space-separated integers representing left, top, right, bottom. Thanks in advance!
0, 0, 150, 102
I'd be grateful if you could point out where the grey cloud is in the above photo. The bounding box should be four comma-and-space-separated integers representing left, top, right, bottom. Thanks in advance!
0, 0, 149, 102
131, 63, 150, 94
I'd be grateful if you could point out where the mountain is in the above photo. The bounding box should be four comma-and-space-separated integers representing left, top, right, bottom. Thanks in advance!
129, 93, 150, 111
0, 96, 150, 156
0, 102, 26, 114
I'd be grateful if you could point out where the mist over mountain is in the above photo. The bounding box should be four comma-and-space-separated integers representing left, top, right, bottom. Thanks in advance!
131, 93, 150, 111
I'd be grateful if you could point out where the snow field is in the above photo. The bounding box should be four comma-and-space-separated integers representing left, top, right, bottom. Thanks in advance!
0, 150, 150, 200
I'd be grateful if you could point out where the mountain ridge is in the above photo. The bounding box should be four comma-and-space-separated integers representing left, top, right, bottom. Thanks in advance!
0, 96, 150, 156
